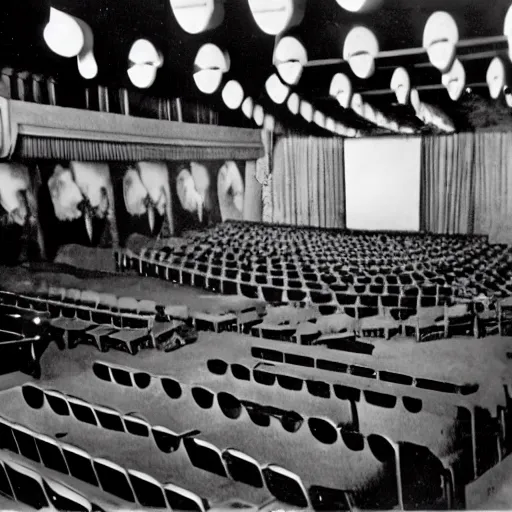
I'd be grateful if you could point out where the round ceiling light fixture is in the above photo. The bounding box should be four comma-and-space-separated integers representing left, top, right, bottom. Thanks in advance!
169, 0, 224, 34
390, 67, 411, 105
423, 11, 459, 73
264, 114, 276, 131
265, 73, 290, 104
127, 39, 163, 89
242, 97, 254, 118
343, 26, 379, 79
253, 104, 265, 126
247, 0, 306, 35
299, 101, 313, 122
193, 44, 230, 94
44, 7, 84, 58
313, 110, 326, 128
487, 57, 506, 99
44, 7, 98, 79
504, 4, 512, 61
273, 35, 307, 85
222, 80, 244, 109
287, 93, 300, 115
325, 117, 336, 132
442, 59, 465, 101
329, 73, 353, 108
335, 0, 382, 12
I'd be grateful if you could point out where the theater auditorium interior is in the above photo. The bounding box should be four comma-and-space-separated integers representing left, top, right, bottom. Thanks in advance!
2, 0, 512, 510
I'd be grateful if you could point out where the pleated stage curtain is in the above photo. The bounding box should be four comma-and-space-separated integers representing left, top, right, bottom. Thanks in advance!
420, 133, 475, 234
473, 132, 512, 244
271, 135, 346, 228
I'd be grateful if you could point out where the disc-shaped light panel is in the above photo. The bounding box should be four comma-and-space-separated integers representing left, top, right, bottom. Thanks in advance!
329, 73, 352, 108
325, 117, 336, 132
390, 67, 411, 105
299, 101, 313, 122
423, 12, 459, 73
505, 87, 512, 107
287, 93, 300, 114
442, 59, 465, 101
242, 97, 254, 118
336, 0, 381, 12
343, 26, 379, 79
75, 17, 97, 79
264, 114, 276, 131
505, 5, 512, 61
313, 110, 326, 128
273, 36, 307, 85
222, 80, 244, 109
248, 0, 306, 35
44, 7, 84, 58
128, 39, 163, 89
253, 105, 264, 126
170, 0, 224, 34
193, 44, 230, 94
487, 57, 506, 99
265, 74, 290, 104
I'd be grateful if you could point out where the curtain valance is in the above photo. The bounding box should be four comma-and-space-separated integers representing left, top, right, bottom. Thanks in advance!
0, 98, 264, 162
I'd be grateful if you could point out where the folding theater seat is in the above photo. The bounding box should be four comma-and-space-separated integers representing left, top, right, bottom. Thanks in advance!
192, 311, 238, 333
48, 316, 94, 350
76, 290, 99, 321
444, 303, 476, 338
91, 293, 118, 325
59, 288, 81, 319
151, 319, 195, 352
155, 303, 189, 322
83, 325, 118, 352
60, 443, 100, 487
134, 298, 156, 323
117, 296, 139, 316
498, 297, 512, 336
402, 306, 446, 342
46, 286, 66, 318
104, 328, 151, 355
93, 458, 137, 504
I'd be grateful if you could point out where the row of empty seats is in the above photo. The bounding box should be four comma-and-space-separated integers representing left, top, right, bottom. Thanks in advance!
0, 450, 108, 512
117, 222, 512, 335
89, 361, 449, 509
206, 356, 504, 499
21, 382, 354, 511
0, 414, 215, 511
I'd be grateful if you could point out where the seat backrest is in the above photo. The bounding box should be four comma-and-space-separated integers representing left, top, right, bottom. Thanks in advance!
98, 293, 118, 309
66, 288, 82, 302
117, 296, 139, 311
80, 289, 100, 307
137, 300, 156, 314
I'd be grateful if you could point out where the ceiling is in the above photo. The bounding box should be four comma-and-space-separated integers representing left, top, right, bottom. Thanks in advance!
3, 0, 512, 135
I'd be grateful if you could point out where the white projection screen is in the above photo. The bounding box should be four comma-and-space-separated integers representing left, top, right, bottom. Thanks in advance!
344, 136, 421, 231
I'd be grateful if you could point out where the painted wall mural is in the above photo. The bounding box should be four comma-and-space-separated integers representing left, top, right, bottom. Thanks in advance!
0, 158, 250, 264
40, 161, 118, 259
0, 162, 45, 264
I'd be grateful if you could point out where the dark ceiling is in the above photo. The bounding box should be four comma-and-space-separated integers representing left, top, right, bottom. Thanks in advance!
3, 0, 512, 135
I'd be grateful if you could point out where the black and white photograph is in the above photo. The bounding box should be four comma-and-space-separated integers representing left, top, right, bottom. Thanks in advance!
0, 0, 512, 511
